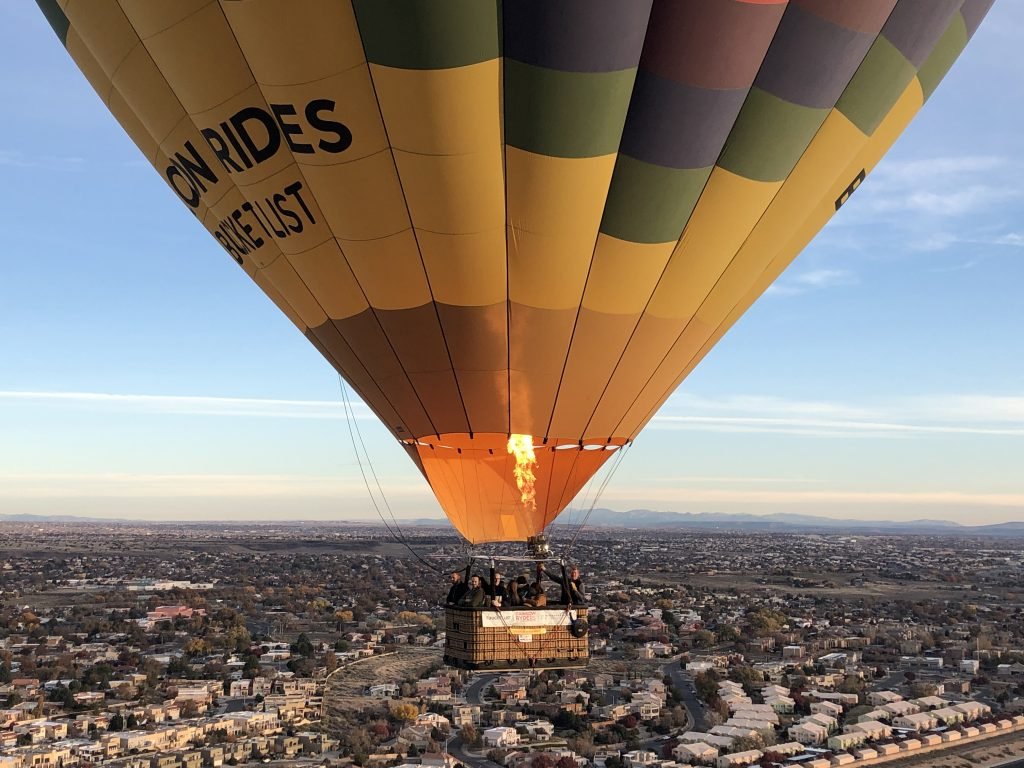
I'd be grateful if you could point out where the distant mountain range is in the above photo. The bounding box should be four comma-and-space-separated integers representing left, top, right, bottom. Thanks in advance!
573, 508, 1024, 536
4, 510, 1024, 537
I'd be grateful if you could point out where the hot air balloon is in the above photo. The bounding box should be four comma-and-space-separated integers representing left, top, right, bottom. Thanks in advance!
38, 0, 992, 668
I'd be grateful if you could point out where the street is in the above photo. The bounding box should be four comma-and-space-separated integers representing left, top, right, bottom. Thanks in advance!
464, 673, 498, 706
450, 734, 493, 768
663, 659, 709, 732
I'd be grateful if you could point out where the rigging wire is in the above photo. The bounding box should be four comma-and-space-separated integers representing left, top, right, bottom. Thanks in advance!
553, 445, 614, 551
562, 442, 633, 557
337, 376, 442, 573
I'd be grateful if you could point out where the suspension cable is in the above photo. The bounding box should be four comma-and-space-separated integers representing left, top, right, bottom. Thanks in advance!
337, 376, 442, 573
562, 441, 633, 557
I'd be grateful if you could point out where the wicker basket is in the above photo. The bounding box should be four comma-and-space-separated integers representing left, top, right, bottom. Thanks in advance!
444, 606, 589, 671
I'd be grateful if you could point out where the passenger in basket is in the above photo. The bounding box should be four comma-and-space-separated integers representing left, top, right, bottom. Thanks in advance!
508, 575, 529, 607
459, 574, 488, 608
540, 563, 585, 605
563, 567, 585, 605
488, 572, 508, 607
523, 581, 548, 608
445, 571, 468, 605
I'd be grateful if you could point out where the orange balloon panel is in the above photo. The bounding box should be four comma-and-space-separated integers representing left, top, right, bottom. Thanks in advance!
403, 434, 627, 544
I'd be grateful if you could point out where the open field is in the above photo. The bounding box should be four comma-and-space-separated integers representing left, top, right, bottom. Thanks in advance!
880, 732, 1024, 767
323, 648, 443, 726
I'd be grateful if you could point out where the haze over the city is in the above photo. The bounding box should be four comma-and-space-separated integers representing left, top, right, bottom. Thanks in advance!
2, 3, 1023, 524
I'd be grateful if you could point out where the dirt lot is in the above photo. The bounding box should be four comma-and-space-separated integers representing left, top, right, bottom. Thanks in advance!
323, 648, 443, 728
874, 732, 1024, 767
586, 657, 666, 679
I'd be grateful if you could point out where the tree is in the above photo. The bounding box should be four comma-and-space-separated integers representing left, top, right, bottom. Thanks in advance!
461, 723, 478, 744
693, 630, 715, 648
909, 682, 938, 699
293, 633, 314, 658
531, 754, 555, 768
556, 758, 577, 768
109, 713, 125, 732
729, 666, 764, 694
226, 625, 251, 654
693, 671, 720, 703
390, 702, 419, 723
731, 735, 763, 752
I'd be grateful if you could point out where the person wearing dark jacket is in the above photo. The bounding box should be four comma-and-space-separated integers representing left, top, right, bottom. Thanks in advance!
541, 564, 585, 604
487, 572, 508, 607
508, 575, 528, 607
563, 567, 585, 604
446, 571, 468, 605
523, 581, 547, 608
459, 575, 488, 608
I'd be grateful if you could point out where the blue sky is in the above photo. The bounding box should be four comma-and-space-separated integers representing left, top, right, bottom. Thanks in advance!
1, 4, 1022, 525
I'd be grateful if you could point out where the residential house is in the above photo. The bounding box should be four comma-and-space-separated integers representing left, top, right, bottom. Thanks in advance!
845, 720, 891, 741
673, 742, 718, 765
867, 691, 903, 707
716, 750, 761, 768
810, 701, 843, 719
827, 732, 865, 751
623, 750, 659, 768
484, 727, 519, 748
789, 722, 828, 745
892, 712, 937, 731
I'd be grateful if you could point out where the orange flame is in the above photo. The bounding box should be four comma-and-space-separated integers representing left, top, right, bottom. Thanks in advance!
506, 434, 537, 513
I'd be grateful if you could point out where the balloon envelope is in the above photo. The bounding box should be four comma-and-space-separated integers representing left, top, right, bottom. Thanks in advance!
38, 0, 993, 543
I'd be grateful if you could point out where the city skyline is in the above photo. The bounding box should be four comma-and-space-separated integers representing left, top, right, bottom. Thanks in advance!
2, 3, 1023, 524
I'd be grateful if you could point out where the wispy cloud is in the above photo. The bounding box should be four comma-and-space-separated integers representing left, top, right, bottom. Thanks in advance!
819, 153, 1023, 258
0, 472, 430, 499
650, 392, 1024, 438
6, 389, 1024, 440
767, 268, 858, 296
0, 390, 373, 420
994, 232, 1024, 247
0, 149, 85, 170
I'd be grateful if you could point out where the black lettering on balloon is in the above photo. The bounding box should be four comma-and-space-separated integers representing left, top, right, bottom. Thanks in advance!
252, 199, 287, 238
232, 209, 264, 249
273, 192, 303, 234
242, 201, 275, 241
201, 127, 245, 173
174, 140, 218, 194
219, 217, 251, 254
165, 164, 200, 208
284, 181, 316, 225
215, 232, 244, 264
221, 121, 254, 170
305, 99, 352, 154
216, 221, 248, 257
231, 106, 281, 165
835, 168, 866, 211
271, 103, 314, 154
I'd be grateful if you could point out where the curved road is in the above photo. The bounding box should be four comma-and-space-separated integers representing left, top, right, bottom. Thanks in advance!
452, 674, 500, 768
662, 659, 709, 732
451, 735, 493, 768
465, 673, 498, 706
